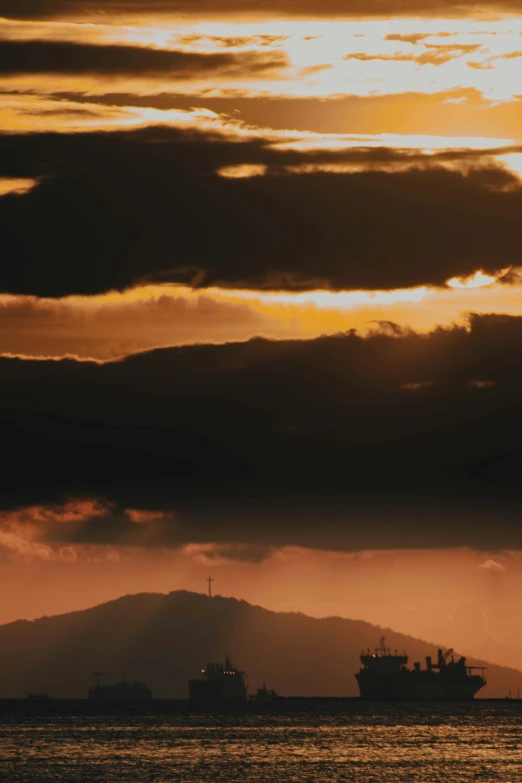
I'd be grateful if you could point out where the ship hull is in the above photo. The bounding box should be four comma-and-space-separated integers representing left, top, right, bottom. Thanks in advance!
356, 671, 485, 700
188, 679, 247, 702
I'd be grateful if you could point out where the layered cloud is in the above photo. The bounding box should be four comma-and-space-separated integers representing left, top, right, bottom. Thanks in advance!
2, 18, 522, 99
2, 0, 522, 572
6, 277, 522, 361
1, 122, 521, 297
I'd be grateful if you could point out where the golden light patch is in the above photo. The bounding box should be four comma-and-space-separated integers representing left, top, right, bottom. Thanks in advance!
273, 131, 517, 153
501, 152, 522, 180
447, 269, 507, 289
218, 164, 268, 178
0, 178, 39, 196
222, 286, 430, 308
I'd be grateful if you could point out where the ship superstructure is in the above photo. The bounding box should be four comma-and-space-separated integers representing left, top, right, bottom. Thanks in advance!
189, 657, 247, 702
356, 637, 486, 700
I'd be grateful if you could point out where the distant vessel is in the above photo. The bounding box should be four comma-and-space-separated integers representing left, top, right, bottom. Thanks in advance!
252, 682, 278, 701
356, 637, 486, 700
88, 680, 152, 701
189, 657, 247, 702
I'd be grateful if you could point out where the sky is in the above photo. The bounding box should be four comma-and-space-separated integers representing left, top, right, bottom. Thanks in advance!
2, 0, 522, 670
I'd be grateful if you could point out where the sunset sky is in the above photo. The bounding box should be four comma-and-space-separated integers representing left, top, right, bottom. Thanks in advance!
2, 0, 522, 670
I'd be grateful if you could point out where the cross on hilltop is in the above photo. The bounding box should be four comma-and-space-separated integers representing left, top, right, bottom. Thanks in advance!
207, 576, 214, 598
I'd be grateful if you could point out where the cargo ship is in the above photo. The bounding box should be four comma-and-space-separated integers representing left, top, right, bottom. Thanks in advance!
189, 657, 247, 702
356, 637, 486, 700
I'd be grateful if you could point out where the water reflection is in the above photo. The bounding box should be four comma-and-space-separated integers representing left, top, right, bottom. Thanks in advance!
1, 704, 521, 782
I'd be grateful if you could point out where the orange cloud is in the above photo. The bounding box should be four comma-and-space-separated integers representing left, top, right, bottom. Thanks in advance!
0, 178, 38, 195
344, 42, 481, 66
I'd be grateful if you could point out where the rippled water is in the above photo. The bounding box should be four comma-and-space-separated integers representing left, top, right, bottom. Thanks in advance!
1, 703, 522, 782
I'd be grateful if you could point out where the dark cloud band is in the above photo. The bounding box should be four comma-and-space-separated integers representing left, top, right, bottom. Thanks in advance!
3, 315, 522, 550
1, 0, 522, 18
0, 126, 521, 297
0, 40, 287, 78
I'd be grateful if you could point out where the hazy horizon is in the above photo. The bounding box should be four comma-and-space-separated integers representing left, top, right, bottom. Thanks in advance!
2, 570, 520, 675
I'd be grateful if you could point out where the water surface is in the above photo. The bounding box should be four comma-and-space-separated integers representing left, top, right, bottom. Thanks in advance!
1, 702, 521, 782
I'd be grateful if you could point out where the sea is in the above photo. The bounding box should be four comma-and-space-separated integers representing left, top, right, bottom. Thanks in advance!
0, 702, 521, 782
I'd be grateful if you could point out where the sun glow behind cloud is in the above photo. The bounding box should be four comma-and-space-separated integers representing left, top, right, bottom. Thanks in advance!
501, 153, 522, 180
0, 268, 520, 361
447, 269, 510, 289
3, 17, 522, 102
2, 13, 522, 362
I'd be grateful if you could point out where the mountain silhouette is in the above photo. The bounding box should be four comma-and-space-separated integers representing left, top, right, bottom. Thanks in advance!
0, 591, 520, 699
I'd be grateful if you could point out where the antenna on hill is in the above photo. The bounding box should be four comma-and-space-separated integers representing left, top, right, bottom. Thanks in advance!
207, 576, 214, 598
92, 672, 104, 688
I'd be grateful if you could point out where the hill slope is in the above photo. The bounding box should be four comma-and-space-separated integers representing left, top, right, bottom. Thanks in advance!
0, 591, 519, 699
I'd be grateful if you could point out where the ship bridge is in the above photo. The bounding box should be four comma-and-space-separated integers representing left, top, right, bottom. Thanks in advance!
360, 637, 408, 672
200, 656, 245, 684
189, 656, 248, 702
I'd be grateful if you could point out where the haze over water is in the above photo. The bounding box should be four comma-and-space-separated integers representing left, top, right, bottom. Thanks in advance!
2, 704, 521, 783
